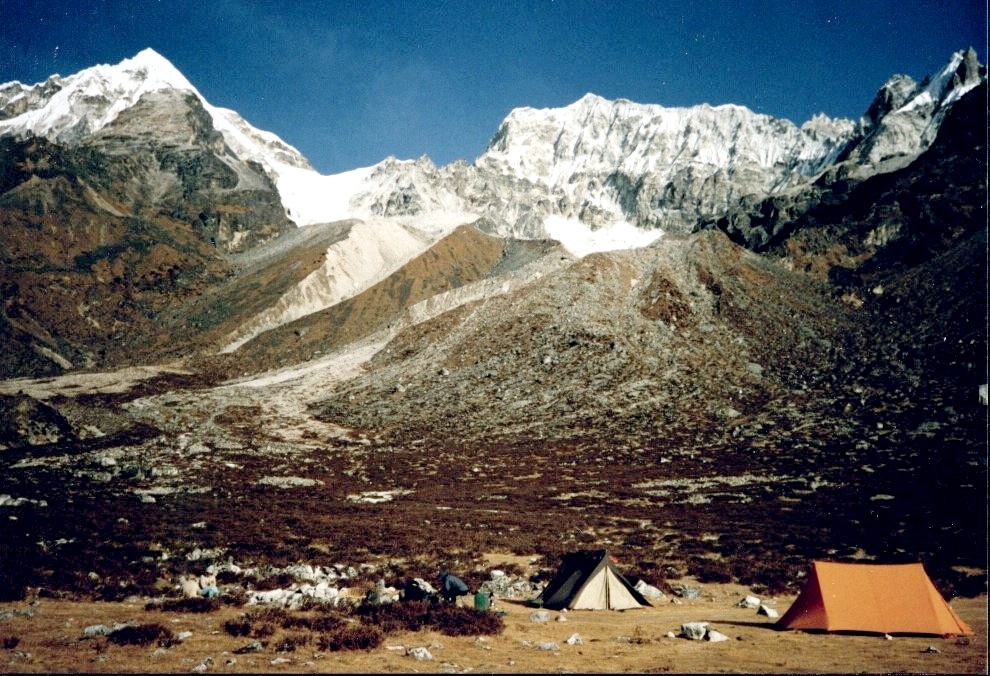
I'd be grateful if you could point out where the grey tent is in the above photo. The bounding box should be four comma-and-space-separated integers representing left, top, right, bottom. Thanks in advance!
534, 550, 651, 610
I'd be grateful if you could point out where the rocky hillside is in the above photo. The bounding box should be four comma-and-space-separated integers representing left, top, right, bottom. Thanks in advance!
0, 73, 297, 376
310, 80, 987, 448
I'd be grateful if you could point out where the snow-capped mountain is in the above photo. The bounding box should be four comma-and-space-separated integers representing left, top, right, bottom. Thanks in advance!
0, 47, 984, 377
335, 48, 983, 248
3, 47, 982, 252
0, 49, 310, 170
846, 47, 984, 167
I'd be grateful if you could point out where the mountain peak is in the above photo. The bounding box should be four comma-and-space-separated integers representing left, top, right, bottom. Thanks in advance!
116, 48, 195, 91
0, 47, 200, 142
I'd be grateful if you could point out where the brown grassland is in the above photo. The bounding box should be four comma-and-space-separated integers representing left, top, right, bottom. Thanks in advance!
0, 569, 984, 674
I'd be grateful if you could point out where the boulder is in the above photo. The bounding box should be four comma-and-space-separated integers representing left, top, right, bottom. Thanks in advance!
673, 585, 700, 599
737, 594, 761, 608
634, 580, 667, 600
83, 624, 113, 638
529, 610, 551, 623
757, 604, 779, 618
680, 622, 709, 640
0, 394, 76, 450
404, 577, 438, 602
707, 630, 730, 643
406, 646, 433, 661
233, 641, 264, 654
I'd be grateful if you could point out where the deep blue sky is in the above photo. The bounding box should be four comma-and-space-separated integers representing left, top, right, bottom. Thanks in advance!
1, 0, 985, 174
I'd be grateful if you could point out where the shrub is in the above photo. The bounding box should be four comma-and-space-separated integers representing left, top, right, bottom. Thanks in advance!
297, 596, 339, 612
317, 624, 384, 652
354, 600, 504, 637
2, 635, 20, 650
248, 606, 292, 626
355, 600, 432, 633
223, 618, 252, 637
215, 570, 240, 584
107, 623, 175, 647
429, 604, 504, 636
252, 623, 276, 639
689, 559, 732, 584
733, 559, 795, 596
275, 633, 310, 652
310, 613, 347, 633
257, 572, 297, 590
221, 588, 248, 606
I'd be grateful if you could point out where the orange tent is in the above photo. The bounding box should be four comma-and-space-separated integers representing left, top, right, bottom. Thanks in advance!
777, 561, 973, 636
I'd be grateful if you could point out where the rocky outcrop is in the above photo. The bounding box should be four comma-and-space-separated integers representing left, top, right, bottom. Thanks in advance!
701, 80, 987, 263
0, 74, 294, 375
0, 394, 76, 450
845, 47, 985, 167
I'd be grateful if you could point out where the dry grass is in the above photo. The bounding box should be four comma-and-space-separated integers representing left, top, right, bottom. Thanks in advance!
0, 579, 984, 673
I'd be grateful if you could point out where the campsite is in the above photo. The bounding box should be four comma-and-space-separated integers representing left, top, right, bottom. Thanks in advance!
1, 553, 985, 673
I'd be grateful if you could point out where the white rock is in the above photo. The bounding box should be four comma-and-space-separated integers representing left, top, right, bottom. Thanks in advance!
407, 647, 433, 661
529, 610, 551, 623
757, 604, 779, 618
634, 580, 666, 599
566, 633, 583, 645
83, 624, 112, 637
707, 629, 730, 643
737, 594, 761, 608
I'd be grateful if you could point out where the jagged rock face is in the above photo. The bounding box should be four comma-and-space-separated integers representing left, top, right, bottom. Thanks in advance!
844, 47, 985, 166
702, 81, 987, 259
476, 94, 855, 234
83, 89, 292, 253
345, 99, 858, 239
344, 50, 982, 243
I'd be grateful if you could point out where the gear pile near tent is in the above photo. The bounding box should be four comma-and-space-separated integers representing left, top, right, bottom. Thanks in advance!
777, 561, 973, 636
533, 550, 651, 610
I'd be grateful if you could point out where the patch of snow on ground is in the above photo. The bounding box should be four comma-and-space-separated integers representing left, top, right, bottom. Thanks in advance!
346, 489, 413, 504
544, 216, 664, 258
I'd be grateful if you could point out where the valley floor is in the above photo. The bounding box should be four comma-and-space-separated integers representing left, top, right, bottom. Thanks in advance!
0, 579, 985, 674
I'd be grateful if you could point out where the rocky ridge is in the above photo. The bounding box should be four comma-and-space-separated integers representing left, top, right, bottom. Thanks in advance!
342, 49, 984, 241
